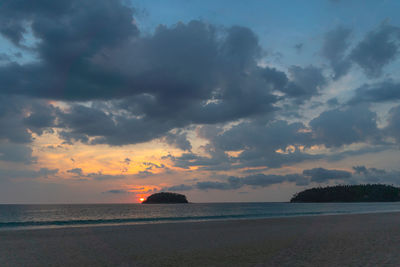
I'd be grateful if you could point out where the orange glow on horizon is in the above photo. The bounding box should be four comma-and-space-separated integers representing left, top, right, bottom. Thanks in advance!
139, 197, 145, 202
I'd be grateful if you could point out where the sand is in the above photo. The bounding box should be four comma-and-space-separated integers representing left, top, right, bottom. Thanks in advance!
1, 212, 400, 266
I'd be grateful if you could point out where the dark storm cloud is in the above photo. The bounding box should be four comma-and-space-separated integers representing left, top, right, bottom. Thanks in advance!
302, 167, 352, 182
349, 81, 400, 104
309, 105, 381, 147
0, 0, 137, 50
350, 24, 400, 78
322, 26, 352, 79
41, 19, 286, 146
0, 0, 138, 100
0, 0, 333, 148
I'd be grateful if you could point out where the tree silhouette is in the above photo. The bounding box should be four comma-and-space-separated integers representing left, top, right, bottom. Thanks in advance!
291, 184, 400, 202
142, 192, 189, 204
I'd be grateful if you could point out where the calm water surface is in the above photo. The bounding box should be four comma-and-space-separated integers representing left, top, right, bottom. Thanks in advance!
1, 202, 400, 230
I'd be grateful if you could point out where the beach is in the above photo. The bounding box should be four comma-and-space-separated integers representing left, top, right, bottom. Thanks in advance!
1, 212, 400, 266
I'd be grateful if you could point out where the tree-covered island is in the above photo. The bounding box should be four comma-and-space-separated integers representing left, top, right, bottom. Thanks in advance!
291, 184, 400, 202
142, 192, 189, 204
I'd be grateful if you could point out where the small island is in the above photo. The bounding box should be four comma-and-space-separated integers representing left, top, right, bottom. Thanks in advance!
142, 192, 189, 204
290, 184, 400, 202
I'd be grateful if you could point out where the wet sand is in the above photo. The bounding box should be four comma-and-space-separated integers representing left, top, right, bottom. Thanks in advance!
1, 212, 400, 266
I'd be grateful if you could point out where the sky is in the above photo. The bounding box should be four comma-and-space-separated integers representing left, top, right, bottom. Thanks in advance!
1, 0, 400, 203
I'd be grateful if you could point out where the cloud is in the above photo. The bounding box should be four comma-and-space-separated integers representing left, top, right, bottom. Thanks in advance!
166, 167, 353, 191
0, 142, 36, 164
320, 24, 400, 79
230, 173, 307, 188
350, 24, 400, 78
23, 101, 56, 135
349, 80, 400, 104
67, 168, 124, 180
326, 145, 390, 162
0, 53, 11, 62
179, 119, 317, 170
0, 1, 396, 181
302, 167, 352, 182
102, 189, 131, 194
57, 104, 116, 144
196, 180, 239, 191
193, 173, 305, 191
260, 67, 289, 91
165, 102, 389, 172
166, 165, 400, 192
142, 162, 165, 170
321, 26, 352, 79
67, 168, 83, 176
352, 165, 400, 184
163, 130, 192, 151
294, 43, 303, 53
0, 96, 56, 165
0, 1, 333, 148
0, 167, 58, 180
86, 172, 125, 181
385, 105, 400, 143
283, 65, 326, 101
0, 96, 34, 144
38, 20, 284, 146
309, 105, 381, 147
163, 184, 194, 191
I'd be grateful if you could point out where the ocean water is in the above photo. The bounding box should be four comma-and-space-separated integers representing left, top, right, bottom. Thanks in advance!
1, 202, 400, 230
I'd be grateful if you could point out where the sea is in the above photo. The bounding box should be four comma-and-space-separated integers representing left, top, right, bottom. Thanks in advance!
1, 202, 400, 230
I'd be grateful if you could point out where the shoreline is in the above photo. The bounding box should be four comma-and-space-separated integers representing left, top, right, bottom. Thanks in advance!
2, 212, 400, 266
2, 208, 400, 232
